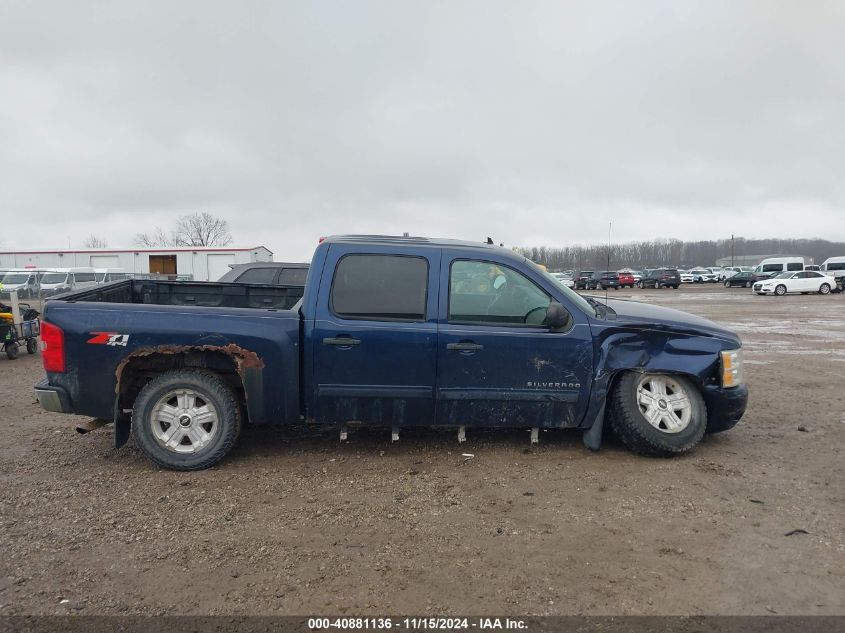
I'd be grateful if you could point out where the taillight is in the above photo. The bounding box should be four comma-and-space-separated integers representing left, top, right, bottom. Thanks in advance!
41, 321, 66, 373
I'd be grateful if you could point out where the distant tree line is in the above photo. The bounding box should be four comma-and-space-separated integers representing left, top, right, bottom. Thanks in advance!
516, 237, 845, 271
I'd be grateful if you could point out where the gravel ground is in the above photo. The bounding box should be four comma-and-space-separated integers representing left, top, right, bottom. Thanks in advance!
1, 285, 843, 616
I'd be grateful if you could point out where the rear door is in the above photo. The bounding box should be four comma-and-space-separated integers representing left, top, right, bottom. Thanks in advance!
436, 252, 594, 429
311, 246, 440, 427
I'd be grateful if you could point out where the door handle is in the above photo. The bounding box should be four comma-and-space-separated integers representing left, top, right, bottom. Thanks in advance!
322, 337, 361, 346
447, 341, 484, 351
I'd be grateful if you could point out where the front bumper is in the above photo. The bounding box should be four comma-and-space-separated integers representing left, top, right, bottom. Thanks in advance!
34, 379, 72, 413
702, 383, 748, 433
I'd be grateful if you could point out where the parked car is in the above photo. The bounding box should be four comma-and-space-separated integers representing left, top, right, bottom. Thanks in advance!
217, 262, 309, 286
616, 271, 635, 288
573, 270, 594, 290
34, 235, 747, 470
707, 267, 729, 281
722, 266, 753, 279
723, 271, 756, 288
638, 268, 681, 289
686, 269, 718, 283
588, 270, 623, 290
550, 272, 575, 289
753, 271, 834, 296
618, 269, 641, 283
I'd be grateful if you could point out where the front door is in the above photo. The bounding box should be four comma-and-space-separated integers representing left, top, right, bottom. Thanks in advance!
311, 248, 440, 427
436, 254, 594, 429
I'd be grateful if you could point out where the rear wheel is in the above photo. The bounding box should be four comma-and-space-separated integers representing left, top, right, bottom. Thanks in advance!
819, 283, 831, 295
724, 281, 730, 287
745, 281, 751, 288
26, 338, 38, 354
131, 369, 243, 471
775, 284, 787, 296
608, 372, 707, 456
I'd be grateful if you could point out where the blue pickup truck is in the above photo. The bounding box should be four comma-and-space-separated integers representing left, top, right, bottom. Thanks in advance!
35, 235, 748, 470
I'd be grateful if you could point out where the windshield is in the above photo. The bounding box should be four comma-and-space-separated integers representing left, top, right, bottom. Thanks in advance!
773, 272, 793, 279
41, 273, 68, 284
2, 273, 29, 284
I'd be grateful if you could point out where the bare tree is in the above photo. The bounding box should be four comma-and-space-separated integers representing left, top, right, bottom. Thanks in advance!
84, 234, 109, 248
172, 212, 232, 247
134, 226, 172, 247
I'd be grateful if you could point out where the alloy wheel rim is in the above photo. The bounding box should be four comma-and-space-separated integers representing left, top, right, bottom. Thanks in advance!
150, 389, 219, 453
636, 375, 692, 434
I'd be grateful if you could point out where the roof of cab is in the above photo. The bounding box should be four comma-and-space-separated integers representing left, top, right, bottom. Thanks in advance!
323, 234, 507, 252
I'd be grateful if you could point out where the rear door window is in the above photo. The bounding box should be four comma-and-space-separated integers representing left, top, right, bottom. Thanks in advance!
331, 255, 428, 321
787, 262, 804, 271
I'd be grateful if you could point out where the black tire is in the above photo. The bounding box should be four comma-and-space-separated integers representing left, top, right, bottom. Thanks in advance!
775, 284, 787, 296
131, 369, 243, 471
26, 338, 38, 354
724, 281, 730, 287
5, 342, 19, 360
819, 283, 831, 295
655, 281, 661, 289
673, 285, 679, 289
607, 372, 707, 457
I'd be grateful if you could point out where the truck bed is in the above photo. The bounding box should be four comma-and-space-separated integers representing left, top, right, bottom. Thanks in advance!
56, 279, 303, 310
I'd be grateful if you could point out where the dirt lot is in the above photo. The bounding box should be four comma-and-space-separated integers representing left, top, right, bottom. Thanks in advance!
1, 285, 843, 616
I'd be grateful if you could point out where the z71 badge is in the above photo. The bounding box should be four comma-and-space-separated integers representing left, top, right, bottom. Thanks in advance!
87, 332, 130, 347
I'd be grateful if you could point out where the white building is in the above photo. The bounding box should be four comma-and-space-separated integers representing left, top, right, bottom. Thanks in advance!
0, 246, 273, 281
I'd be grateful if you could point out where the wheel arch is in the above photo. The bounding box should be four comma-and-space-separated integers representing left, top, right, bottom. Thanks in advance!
115, 345, 265, 429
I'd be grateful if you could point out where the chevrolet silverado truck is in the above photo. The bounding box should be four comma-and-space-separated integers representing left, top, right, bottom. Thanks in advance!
35, 235, 748, 470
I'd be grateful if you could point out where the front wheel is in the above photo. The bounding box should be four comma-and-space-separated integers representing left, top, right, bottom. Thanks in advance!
131, 369, 243, 470
819, 283, 831, 295
724, 281, 730, 287
5, 342, 19, 360
26, 338, 38, 354
608, 372, 707, 456
775, 284, 787, 296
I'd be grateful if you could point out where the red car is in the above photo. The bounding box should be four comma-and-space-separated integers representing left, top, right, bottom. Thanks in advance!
617, 272, 635, 288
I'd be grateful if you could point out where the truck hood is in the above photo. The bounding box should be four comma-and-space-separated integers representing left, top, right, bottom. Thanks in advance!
600, 298, 741, 345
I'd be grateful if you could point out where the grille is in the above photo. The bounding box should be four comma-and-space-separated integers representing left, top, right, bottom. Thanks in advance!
753, 284, 761, 291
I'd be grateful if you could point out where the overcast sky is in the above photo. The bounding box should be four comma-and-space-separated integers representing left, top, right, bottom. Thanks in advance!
1, 1, 843, 260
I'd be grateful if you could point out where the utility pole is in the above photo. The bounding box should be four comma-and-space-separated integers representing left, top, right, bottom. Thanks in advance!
731, 234, 735, 267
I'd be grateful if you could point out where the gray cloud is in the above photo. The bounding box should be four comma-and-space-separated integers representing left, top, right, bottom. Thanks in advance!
1, 0, 844, 260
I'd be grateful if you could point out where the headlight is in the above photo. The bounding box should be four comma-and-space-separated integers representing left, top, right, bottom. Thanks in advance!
721, 348, 744, 387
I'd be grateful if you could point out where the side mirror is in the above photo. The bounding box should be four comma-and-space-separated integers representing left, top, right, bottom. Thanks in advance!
544, 301, 570, 330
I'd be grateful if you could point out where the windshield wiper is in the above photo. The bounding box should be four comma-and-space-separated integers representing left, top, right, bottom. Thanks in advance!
584, 296, 607, 318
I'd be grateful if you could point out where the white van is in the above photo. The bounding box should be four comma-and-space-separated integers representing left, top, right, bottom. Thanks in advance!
94, 268, 130, 284
820, 256, 845, 280
39, 267, 98, 296
753, 257, 804, 275
1, 269, 40, 298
